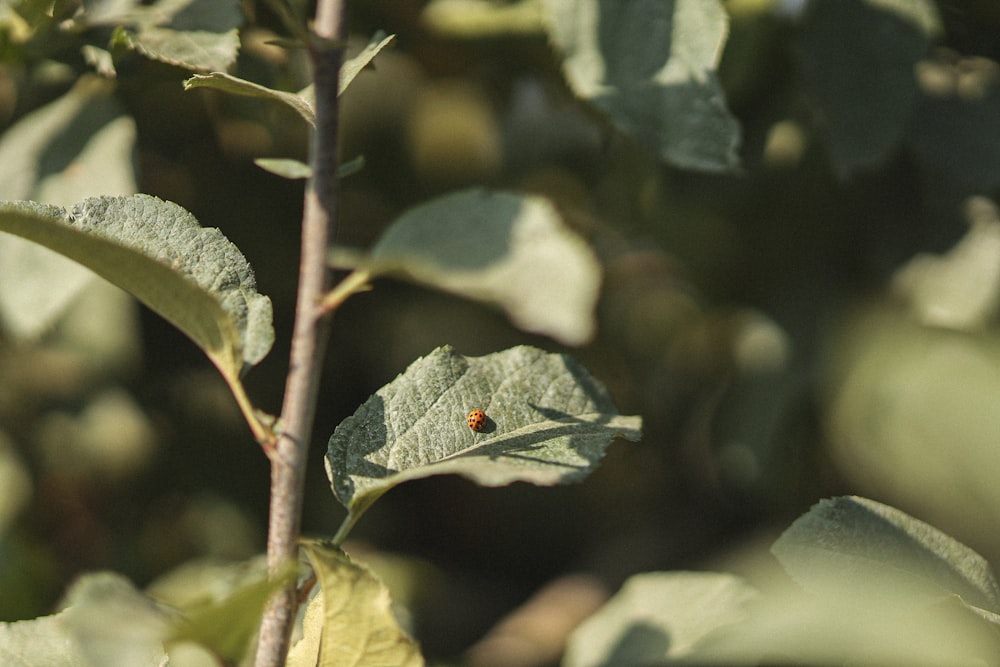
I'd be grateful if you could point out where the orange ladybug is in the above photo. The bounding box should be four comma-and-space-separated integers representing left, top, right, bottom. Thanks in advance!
467, 409, 487, 431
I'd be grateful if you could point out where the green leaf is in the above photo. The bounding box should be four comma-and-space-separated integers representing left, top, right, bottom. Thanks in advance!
0, 195, 274, 379
182, 32, 395, 124
326, 345, 642, 539
422, 0, 545, 37
772, 496, 1000, 613
0, 77, 137, 339
540, 0, 740, 172
0, 572, 172, 667
333, 188, 602, 346
184, 72, 317, 126
340, 31, 396, 94
151, 557, 297, 664
563, 572, 758, 667
80, 0, 242, 72
796, 0, 941, 177
293, 541, 424, 667
893, 197, 1000, 331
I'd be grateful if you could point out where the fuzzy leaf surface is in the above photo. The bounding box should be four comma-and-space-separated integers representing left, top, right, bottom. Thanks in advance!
772, 496, 1000, 613
296, 541, 424, 667
540, 0, 740, 172
326, 345, 642, 528
334, 188, 601, 346
0, 78, 137, 338
0, 195, 274, 376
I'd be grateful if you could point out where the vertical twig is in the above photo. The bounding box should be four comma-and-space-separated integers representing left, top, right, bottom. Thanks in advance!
254, 1, 346, 665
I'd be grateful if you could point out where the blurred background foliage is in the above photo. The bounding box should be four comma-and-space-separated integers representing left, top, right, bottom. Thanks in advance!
2, 0, 1000, 663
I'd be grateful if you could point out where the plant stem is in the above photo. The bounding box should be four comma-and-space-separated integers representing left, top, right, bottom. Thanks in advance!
254, 1, 346, 665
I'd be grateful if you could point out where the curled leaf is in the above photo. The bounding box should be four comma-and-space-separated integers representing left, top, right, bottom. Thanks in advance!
294, 541, 424, 667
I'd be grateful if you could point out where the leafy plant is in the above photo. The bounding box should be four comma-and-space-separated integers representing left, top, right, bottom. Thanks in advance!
1, 0, 999, 665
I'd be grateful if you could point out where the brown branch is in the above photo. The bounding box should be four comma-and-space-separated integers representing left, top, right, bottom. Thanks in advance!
253, 0, 346, 665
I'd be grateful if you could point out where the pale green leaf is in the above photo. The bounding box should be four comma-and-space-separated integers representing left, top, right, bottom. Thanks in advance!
772, 496, 1000, 613
150, 557, 296, 664
340, 32, 396, 95
540, 0, 740, 172
254, 156, 364, 180
334, 188, 601, 346
326, 345, 642, 537
33, 572, 170, 667
422, 0, 545, 37
298, 541, 424, 667
82, 0, 242, 72
182, 32, 395, 124
0, 77, 137, 339
184, 72, 316, 126
0, 195, 274, 377
796, 0, 940, 176
563, 572, 758, 667
892, 196, 1000, 330
254, 157, 313, 179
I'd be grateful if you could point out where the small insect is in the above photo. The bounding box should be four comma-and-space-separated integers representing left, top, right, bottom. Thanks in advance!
467, 409, 487, 431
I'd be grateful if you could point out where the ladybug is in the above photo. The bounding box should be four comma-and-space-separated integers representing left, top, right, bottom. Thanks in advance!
467, 409, 487, 432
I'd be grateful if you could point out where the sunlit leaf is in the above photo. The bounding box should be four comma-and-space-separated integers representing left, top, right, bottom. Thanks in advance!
80, 0, 242, 72
563, 572, 758, 667
184, 72, 317, 126
422, 0, 545, 37
540, 0, 740, 172
0, 195, 274, 379
152, 557, 297, 664
326, 345, 642, 539
183, 31, 394, 125
0, 77, 136, 339
296, 541, 424, 667
772, 496, 1000, 613
893, 196, 1000, 331
0, 573, 172, 667
332, 188, 602, 346
340, 32, 396, 94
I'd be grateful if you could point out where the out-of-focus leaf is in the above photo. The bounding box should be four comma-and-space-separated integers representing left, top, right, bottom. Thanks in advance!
79, 0, 242, 72
540, 0, 740, 172
893, 196, 1000, 330
0, 572, 174, 667
254, 157, 313, 179
908, 51, 1000, 200
153, 557, 296, 664
563, 572, 758, 667
332, 188, 601, 346
326, 345, 642, 539
81, 44, 117, 77
796, 0, 941, 176
0, 77, 137, 339
0, 196, 274, 379
825, 308, 1000, 560
296, 541, 424, 667
773, 496, 1000, 613
421, 0, 545, 37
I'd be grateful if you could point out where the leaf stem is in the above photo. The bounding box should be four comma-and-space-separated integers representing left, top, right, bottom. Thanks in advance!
254, 0, 346, 665
318, 267, 371, 314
